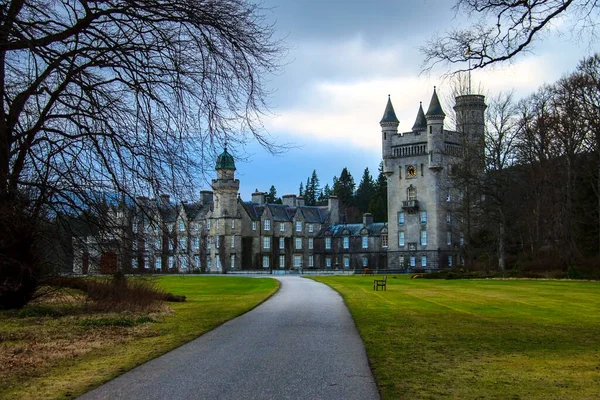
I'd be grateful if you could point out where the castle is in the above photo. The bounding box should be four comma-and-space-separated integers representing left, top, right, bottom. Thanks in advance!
72, 88, 485, 273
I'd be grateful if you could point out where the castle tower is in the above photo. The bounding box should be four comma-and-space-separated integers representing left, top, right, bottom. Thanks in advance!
380, 95, 399, 161
210, 148, 241, 272
454, 94, 487, 166
425, 87, 445, 170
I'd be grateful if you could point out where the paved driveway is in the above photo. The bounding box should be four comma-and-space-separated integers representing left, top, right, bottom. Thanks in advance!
79, 276, 380, 400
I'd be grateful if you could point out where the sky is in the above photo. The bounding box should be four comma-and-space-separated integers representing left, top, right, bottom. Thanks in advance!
213, 0, 598, 200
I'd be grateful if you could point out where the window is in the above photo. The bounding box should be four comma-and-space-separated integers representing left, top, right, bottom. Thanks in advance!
216, 258, 221, 270
446, 214, 451, 224
460, 233, 464, 246
398, 212, 405, 225
207, 259, 212, 270
231, 219, 235, 229
168, 223, 174, 232
279, 237, 285, 250
264, 219, 271, 231
132, 258, 138, 269
295, 238, 302, 250
155, 238, 161, 250
194, 255, 200, 268
280, 223, 285, 232
399, 255, 405, 267
410, 256, 416, 267
230, 255, 235, 269
263, 237, 271, 249
420, 211, 427, 224
308, 238, 313, 249
343, 237, 349, 249
179, 237, 187, 250
343, 257, 350, 268
279, 255, 285, 269
448, 255, 453, 267
447, 232, 452, 246
181, 257, 188, 269
133, 223, 138, 234
155, 258, 162, 270
132, 240, 138, 251
362, 236, 368, 249
207, 237, 212, 249
362, 257, 368, 267
168, 256, 174, 269
421, 255, 427, 267
252, 221, 257, 231
194, 237, 200, 250
325, 237, 331, 249
308, 224, 313, 233
168, 240, 173, 251
231, 236, 235, 248
326, 257, 332, 268
295, 221, 302, 232
382, 234, 388, 248
446, 191, 451, 202
420, 231, 427, 246
179, 220, 185, 232
206, 220, 211, 230
294, 255, 302, 268
309, 256, 314, 267
215, 236, 220, 248
216, 220, 220, 229
399, 231, 405, 246
407, 186, 417, 201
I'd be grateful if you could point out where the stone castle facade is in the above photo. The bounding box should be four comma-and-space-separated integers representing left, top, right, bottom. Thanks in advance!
72, 88, 485, 273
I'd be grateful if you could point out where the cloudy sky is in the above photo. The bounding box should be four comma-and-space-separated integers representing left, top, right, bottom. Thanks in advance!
221, 0, 596, 200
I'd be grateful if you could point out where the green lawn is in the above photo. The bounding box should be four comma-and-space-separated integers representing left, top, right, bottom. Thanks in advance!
311, 275, 600, 400
0, 276, 279, 400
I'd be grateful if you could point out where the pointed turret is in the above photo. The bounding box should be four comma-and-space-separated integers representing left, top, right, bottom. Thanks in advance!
412, 102, 426, 132
425, 86, 445, 118
380, 95, 399, 160
380, 95, 399, 124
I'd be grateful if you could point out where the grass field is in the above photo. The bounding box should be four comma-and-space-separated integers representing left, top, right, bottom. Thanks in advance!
0, 276, 279, 400
311, 275, 600, 400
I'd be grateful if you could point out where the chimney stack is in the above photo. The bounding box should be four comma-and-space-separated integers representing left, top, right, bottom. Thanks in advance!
251, 190, 266, 205
297, 196, 305, 207
282, 194, 297, 207
328, 196, 339, 224
200, 190, 214, 205
363, 213, 374, 226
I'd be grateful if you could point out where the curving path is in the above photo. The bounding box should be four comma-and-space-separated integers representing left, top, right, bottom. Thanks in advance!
79, 276, 380, 400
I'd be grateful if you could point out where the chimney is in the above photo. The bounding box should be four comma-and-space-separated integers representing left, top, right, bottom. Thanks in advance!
297, 196, 305, 207
363, 213, 374, 226
136, 196, 149, 206
251, 190, 266, 205
200, 190, 214, 205
159, 194, 170, 205
282, 194, 297, 207
328, 196, 339, 224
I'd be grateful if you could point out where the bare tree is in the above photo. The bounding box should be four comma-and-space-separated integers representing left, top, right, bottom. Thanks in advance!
421, 0, 600, 73
0, 0, 284, 309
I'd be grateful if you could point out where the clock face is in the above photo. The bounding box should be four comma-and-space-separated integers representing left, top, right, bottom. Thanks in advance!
406, 165, 417, 177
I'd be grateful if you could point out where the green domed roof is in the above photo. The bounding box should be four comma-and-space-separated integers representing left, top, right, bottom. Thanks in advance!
216, 148, 235, 170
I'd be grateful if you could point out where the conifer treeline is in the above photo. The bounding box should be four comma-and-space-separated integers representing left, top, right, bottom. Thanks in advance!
266, 163, 388, 222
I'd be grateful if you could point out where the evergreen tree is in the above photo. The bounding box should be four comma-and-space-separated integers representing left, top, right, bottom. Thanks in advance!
368, 162, 388, 222
333, 167, 356, 207
267, 185, 278, 204
322, 183, 332, 199
356, 167, 375, 213
305, 177, 312, 204
299, 182, 304, 197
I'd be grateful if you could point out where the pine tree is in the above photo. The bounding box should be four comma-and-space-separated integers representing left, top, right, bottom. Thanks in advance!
322, 183, 332, 199
299, 182, 304, 197
267, 185, 278, 203
356, 167, 375, 213
333, 167, 356, 207
368, 161, 388, 222
305, 177, 312, 204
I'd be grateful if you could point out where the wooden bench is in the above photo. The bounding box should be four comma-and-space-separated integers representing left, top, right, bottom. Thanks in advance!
373, 275, 387, 291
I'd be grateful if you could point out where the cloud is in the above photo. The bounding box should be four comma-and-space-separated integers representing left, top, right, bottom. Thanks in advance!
266, 43, 558, 151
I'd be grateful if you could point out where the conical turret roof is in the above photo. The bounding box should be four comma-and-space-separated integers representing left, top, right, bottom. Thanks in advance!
425, 87, 445, 118
216, 147, 235, 170
380, 95, 399, 124
412, 102, 426, 131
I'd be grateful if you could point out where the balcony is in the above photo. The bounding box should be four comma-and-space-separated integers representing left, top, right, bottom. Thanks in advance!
402, 200, 419, 210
